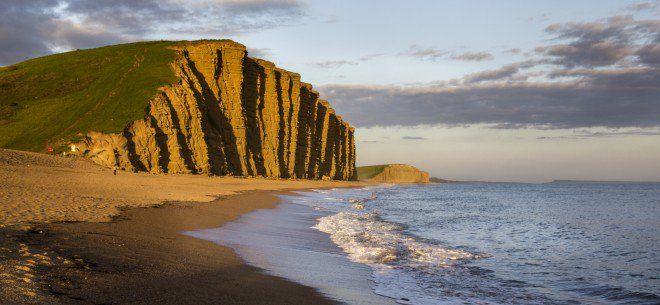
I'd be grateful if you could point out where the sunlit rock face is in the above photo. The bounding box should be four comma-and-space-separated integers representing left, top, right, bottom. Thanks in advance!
74, 41, 357, 180
368, 164, 430, 183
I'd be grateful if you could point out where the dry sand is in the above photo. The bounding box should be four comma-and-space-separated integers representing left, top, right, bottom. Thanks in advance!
0, 148, 361, 226
0, 149, 367, 304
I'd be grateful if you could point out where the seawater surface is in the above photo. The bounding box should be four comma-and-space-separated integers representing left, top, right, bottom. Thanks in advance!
186, 182, 660, 304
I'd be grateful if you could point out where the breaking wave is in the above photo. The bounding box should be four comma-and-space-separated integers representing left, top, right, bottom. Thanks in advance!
314, 211, 480, 266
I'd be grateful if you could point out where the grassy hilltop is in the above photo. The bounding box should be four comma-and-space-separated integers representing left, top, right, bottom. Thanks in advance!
0, 41, 178, 152
356, 165, 388, 180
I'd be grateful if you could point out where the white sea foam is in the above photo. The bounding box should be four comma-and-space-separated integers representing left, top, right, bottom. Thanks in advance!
314, 211, 478, 266
290, 186, 510, 303
313, 209, 495, 304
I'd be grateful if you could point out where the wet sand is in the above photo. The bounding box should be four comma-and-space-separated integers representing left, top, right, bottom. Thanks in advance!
0, 149, 365, 304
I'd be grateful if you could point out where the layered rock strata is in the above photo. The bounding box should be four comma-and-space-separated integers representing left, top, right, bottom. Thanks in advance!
367, 164, 430, 183
74, 41, 356, 180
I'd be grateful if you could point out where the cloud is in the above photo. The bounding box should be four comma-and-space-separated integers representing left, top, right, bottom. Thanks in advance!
450, 51, 493, 61
402, 45, 494, 62
636, 44, 660, 65
218, 0, 304, 14
462, 61, 537, 83
358, 53, 385, 61
319, 65, 660, 129
537, 15, 658, 68
627, 1, 659, 12
400, 45, 447, 61
312, 60, 358, 68
0, 0, 306, 65
537, 128, 660, 139
463, 65, 519, 83
321, 15, 659, 130
536, 42, 632, 68
504, 48, 522, 54
0, 0, 106, 65
310, 53, 385, 68
247, 47, 272, 58
402, 136, 427, 140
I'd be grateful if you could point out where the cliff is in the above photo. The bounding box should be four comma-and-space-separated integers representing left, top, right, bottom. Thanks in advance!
357, 164, 429, 183
0, 40, 356, 180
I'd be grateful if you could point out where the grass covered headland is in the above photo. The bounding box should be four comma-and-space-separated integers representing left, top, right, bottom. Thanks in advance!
0, 41, 178, 152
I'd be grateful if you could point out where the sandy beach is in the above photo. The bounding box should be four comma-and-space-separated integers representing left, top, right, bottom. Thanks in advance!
0, 149, 364, 304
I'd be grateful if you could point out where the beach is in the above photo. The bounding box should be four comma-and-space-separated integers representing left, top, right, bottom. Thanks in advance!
0, 149, 363, 304
3, 148, 658, 305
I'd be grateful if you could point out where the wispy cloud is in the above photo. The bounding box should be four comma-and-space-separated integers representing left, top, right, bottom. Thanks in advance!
402, 136, 427, 140
401, 45, 494, 62
627, 1, 659, 12
537, 128, 660, 139
312, 60, 358, 68
462, 61, 536, 83
450, 51, 494, 61
358, 53, 386, 61
400, 45, 447, 61
504, 48, 522, 54
248, 47, 272, 59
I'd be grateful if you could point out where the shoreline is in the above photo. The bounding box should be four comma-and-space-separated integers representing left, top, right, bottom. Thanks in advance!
1, 190, 346, 304
187, 189, 398, 305
0, 149, 367, 304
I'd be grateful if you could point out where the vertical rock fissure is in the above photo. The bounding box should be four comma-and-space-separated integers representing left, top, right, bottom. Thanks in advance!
215, 48, 249, 176
242, 58, 266, 176
294, 85, 311, 178
148, 114, 170, 173
122, 128, 146, 171
173, 58, 216, 174
321, 112, 336, 178
287, 75, 301, 178
275, 71, 289, 178
160, 93, 198, 173
309, 102, 327, 178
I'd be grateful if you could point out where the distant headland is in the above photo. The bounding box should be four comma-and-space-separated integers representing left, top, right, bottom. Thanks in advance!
357, 164, 430, 183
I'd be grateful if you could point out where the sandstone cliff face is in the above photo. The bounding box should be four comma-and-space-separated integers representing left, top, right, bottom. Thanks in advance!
73, 41, 356, 180
367, 164, 430, 183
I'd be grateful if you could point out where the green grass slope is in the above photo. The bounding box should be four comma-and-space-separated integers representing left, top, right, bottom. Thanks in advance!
0, 41, 178, 152
356, 164, 388, 180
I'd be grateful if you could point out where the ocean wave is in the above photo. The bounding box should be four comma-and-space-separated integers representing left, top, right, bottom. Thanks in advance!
314, 211, 480, 266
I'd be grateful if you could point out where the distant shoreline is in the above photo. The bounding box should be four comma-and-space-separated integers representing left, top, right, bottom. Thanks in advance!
428, 178, 660, 184
546, 179, 660, 184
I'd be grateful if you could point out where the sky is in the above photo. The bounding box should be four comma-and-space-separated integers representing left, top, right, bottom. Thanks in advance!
1, 0, 659, 182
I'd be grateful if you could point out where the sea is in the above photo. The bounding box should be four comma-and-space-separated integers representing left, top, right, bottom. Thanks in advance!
185, 182, 660, 304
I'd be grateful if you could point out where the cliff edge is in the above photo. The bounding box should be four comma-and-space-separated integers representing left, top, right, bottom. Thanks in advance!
357, 164, 429, 183
0, 40, 356, 180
